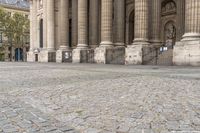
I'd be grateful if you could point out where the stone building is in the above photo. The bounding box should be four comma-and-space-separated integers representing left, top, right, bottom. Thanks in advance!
28, 0, 200, 66
0, 0, 30, 61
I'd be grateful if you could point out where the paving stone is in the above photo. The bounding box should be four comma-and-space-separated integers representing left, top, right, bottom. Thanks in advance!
1, 63, 200, 132
2, 124, 19, 133
44, 127, 57, 132
84, 128, 101, 133
0, 119, 10, 127
5, 111, 18, 118
59, 126, 74, 132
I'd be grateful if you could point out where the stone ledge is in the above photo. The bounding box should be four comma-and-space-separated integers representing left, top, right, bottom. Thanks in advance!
94, 47, 125, 64
56, 50, 72, 63
72, 49, 94, 63
125, 45, 156, 65
39, 50, 56, 63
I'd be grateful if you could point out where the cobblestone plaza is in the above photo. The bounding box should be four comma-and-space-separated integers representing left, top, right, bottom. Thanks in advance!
0, 62, 200, 132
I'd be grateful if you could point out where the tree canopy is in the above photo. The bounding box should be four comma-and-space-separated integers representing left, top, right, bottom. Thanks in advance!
0, 7, 30, 48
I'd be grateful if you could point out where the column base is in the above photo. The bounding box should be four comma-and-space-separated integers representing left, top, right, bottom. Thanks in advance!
150, 40, 162, 48
72, 48, 94, 63
56, 49, 72, 63
38, 50, 56, 62
173, 40, 200, 66
27, 51, 37, 62
94, 47, 125, 64
125, 44, 156, 65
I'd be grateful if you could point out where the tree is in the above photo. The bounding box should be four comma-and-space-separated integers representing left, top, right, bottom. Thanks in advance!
0, 7, 30, 61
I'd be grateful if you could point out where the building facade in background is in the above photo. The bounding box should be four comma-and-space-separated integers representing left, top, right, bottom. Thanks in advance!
0, 0, 29, 61
28, 0, 200, 66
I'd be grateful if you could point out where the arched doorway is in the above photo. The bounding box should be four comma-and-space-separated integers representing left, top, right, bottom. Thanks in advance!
128, 11, 134, 44
15, 48, 23, 61
156, 0, 177, 65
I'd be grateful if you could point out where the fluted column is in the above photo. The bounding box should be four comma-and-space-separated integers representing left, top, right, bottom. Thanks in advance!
77, 0, 88, 49
46, 0, 55, 51
89, 0, 99, 48
151, 0, 161, 45
59, 0, 69, 50
176, 0, 185, 41
114, 0, 125, 47
133, 0, 149, 44
182, 0, 200, 40
100, 0, 113, 47
43, 0, 47, 49
72, 0, 78, 48
30, 0, 37, 50
29, 0, 34, 51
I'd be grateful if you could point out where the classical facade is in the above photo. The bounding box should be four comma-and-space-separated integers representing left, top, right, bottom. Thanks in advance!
28, 0, 200, 66
0, 0, 30, 62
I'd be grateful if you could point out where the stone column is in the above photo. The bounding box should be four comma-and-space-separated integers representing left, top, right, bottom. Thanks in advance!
27, 0, 37, 62
89, 0, 99, 48
43, 0, 47, 49
46, 0, 55, 51
125, 0, 150, 65
95, 0, 124, 64
133, 0, 149, 44
39, 0, 56, 62
72, 0, 78, 48
176, 0, 185, 41
29, 0, 34, 51
151, 0, 161, 46
32, 0, 37, 50
182, 0, 200, 40
173, 0, 200, 66
100, 0, 113, 47
56, 0, 71, 63
114, 0, 125, 47
59, 0, 69, 50
77, 0, 88, 49
72, 0, 88, 63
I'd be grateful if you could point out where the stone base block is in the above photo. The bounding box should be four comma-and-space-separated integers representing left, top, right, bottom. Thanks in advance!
56, 50, 72, 63
80, 49, 95, 63
72, 49, 94, 63
39, 50, 56, 62
94, 47, 125, 64
125, 45, 156, 65
27, 51, 38, 62
173, 40, 200, 66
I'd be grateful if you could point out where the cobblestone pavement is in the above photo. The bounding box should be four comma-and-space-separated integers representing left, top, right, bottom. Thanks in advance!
0, 62, 200, 133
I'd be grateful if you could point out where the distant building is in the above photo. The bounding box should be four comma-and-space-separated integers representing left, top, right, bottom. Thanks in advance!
0, 0, 29, 62
28, 0, 200, 66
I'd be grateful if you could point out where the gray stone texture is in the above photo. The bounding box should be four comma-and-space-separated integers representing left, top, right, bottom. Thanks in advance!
1, 62, 200, 132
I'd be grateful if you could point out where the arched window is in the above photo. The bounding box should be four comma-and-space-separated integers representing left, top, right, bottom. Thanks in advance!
161, 0, 176, 16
